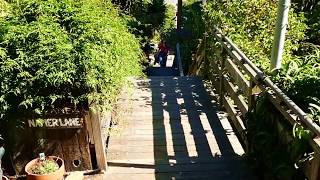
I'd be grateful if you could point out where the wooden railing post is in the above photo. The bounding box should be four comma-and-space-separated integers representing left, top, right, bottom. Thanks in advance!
218, 48, 227, 109
176, 43, 184, 76
202, 35, 209, 77
310, 152, 320, 180
247, 80, 255, 113
89, 109, 109, 172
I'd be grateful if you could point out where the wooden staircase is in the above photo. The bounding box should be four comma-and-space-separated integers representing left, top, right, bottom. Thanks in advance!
106, 76, 255, 180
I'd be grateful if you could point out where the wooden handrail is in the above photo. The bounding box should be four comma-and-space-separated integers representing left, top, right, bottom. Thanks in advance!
212, 26, 320, 137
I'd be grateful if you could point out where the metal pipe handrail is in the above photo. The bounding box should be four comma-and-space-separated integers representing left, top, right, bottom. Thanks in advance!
213, 26, 320, 137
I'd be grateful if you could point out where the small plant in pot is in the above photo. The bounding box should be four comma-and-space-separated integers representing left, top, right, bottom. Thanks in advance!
25, 153, 65, 180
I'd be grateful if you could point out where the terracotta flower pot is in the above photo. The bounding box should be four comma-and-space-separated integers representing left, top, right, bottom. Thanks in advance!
25, 156, 65, 180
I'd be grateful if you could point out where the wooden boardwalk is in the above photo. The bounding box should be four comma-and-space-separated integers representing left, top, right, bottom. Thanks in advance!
106, 76, 254, 180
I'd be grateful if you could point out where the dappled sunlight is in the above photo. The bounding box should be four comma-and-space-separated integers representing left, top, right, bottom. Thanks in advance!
106, 76, 253, 179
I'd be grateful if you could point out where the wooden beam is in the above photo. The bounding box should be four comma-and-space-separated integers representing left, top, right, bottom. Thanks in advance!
85, 113, 94, 144
222, 42, 259, 82
222, 97, 248, 149
219, 49, 227, 109
303, 145, 320, 180
267, 93, 298, 126
222, 75, 248, 115
89, 110, 109, 171
224, 58, 250, 96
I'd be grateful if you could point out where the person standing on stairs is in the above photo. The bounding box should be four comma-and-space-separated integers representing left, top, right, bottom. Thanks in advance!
157, 40, 170, 67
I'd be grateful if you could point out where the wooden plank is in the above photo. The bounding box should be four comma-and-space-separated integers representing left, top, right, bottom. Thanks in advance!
209, 74, 220, 92
222, 42, 259, 82
101, 171, 254, 180
59, 129, 92, 171
218, 48, 227, 109
89, 110, 108, 171
303, 149, 320, 180
76, 128, 92, 170
247, 80, 255, 112
222, 75, 248, 115
222, 97, 247, 148
267, 93, 298, 126
106, 77, 254, 179
84, 113, 94, 144
107, 160, 249, 174
224, 58, 250, 96
210, 59, 221, 76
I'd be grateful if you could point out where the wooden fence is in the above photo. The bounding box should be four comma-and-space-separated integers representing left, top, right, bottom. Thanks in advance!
189, 27, 320, 180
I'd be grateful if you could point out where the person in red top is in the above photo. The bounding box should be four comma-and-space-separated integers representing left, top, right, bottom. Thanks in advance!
157, 40, 170, 67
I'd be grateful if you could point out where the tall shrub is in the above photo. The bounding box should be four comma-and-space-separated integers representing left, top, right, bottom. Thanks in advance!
0, 0, 142, 121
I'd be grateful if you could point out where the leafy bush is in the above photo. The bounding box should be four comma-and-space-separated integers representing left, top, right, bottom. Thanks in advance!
158, 4, 176, 43
177, 0, 206, 73
205, 0, 306, 69
0, 0, 142, 120
275, 47, 320, 110
204, 0, 319, 122
114, 0, 166, 40
293, 0, 320, 44
200, 1, 319, 178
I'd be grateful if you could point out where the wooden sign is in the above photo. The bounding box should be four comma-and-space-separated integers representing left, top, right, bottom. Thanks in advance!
28, 117, 83, 128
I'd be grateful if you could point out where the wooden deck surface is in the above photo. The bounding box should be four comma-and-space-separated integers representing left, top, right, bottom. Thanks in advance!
105, 76, 254, 180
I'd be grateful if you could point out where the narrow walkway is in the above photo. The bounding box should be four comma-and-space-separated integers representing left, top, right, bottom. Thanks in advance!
146, 54, 179, 76
106, 76, 254, 179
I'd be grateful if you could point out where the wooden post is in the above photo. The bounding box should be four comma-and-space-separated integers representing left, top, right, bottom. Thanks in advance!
89, 110, 109, 172
202, 35, 208, 77
219, 48, 227, 109
309, 153, 320, 180
307, 138, 320, 180
247, 80, 255, 113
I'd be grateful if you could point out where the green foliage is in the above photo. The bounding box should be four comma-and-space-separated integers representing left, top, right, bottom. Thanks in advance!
204, 0, 319, 123
180, 0, 205, 72
115, 0, 167, 40
308, 97, 320, 124
247, 97, 310, 180
30, 159, 59, 175
205, 0, 306, 69
158, 4, 176, 44
293, 0, 320, 44
275, 47, 320, 114
112, 0, 151, 13
0, 0, 142, 120
0, 0, 10, 18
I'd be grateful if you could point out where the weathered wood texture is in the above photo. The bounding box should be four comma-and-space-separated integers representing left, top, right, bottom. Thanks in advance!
9, 108, 111, 175
87, 110, 110, 171
190, 27, 320, 180
106, 76, 254, 180
11, 117, 92, 174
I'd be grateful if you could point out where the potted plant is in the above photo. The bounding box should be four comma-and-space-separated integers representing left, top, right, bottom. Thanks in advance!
25, 154, 65, 180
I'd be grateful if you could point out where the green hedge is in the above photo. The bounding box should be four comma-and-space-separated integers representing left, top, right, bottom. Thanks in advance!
0, 0, 142, 120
